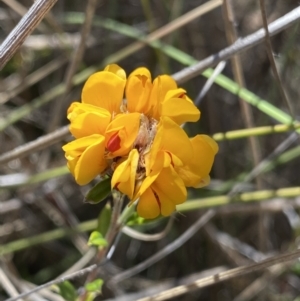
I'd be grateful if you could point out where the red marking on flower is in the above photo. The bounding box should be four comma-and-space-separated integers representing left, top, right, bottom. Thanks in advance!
153, 189, 161, 210
107, 132, 121, 152
178, 93, 186, 98
138, 74, 148, 87
166, 151, 174, 167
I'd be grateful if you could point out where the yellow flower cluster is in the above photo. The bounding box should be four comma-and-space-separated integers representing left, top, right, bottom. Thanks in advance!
63, 64, 218, 219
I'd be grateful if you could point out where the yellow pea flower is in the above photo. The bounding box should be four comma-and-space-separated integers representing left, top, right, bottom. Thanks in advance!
62, 134, 107, 185
111, 149, 139, 199
62, 64, 218, 219
136, 165, 187, 219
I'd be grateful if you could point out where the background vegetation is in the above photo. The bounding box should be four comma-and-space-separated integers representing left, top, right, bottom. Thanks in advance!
1, 0, 300, 300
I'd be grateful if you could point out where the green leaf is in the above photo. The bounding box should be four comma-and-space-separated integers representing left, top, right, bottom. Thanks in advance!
88, 231, 108, 247
84, 292, 96, 301
97, 204, 112, 237
85, 178, 111, 204
85, 278, 104, 293
126, 212, 147, 226
57, 281, 77, 301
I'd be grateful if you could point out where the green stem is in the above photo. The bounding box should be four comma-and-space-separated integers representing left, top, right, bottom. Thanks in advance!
177, 186, 300, 212
0, 219, 97, 256
213, 123, 300, 141
118, 201, 136, 224
3, 185, 300, 255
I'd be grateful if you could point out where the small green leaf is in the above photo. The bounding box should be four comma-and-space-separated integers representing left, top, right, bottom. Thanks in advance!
126, 212, 147, 226
85, 278, 104, 293
84, 292, 96, 301
57, 281, 77, 301
88, 231, 108, 247
97, 204, 112, 236
85, 178, 111, 204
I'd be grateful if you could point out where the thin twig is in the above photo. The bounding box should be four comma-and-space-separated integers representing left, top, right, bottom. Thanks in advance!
223, 0, 266, 251
2, 194, 300, 256
108, 209, 216, 286
222, 0, 263, 177
0, 120, 298, 168
223, 0, 263, 187
60, 248, 97, 276
122, 216, 174, 242
0, 0, 58, 70
228, 132, 298, 196
136, 248, 300, 301
233, 265, 286, 301
2, 0, 27, 16
4, 260, 108, 301
1, 6, 300, 133
173, 6, 300, 84
80, 194, 124, 301
104, 266, 228, 301
259, 0, 295, 119
47, 0, 98, 132
194, 61, 226, 106
0, 55, 68, 105
0, 126, 69, 166
38, 0, 98, 171
102, 0, 223, 66
2, 265, 64, 301
0, 267, 20, 299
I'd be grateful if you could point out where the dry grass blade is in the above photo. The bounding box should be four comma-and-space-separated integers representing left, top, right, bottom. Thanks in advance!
233, 265, 286, 301
0, 267, 20, 299
3, 210, 215, 301
258, 0, 295, 119
223, 0, 262, 183
228, 132, 298, 196
0, 4, 298, 135
173, 6, 300, 83
47, 0, 98, 133
0, 126, 69, 165
136, 248, 300, 301
0, 55, 68, 104
145, 0, 222, 40
0, 0, 58, 70
1, 0, 27, 16
103, 0, 223, 64
4, 261, 107, 301
223, 0, 265, 251
2, 2, 300, 300
109, 210, 216, 286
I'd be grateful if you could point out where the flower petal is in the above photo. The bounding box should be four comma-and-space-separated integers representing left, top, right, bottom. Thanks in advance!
176, 135, 218, 187
133, 164, 160, 200
146, 117, 192, 174
105, 113, 141, 157
63, 135, 107, 185
197, 175, 211, 188
111, 149, 139, 199
67, 102, 111, 138
162, 89, 200, 125
137, 165, 186, 218
153, 166, 187, 206
149, 75, 177, 119
137, 187, 161, 219
126, 67, 152, 114
104, 64, 126, 80
82, 65, 126, 113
